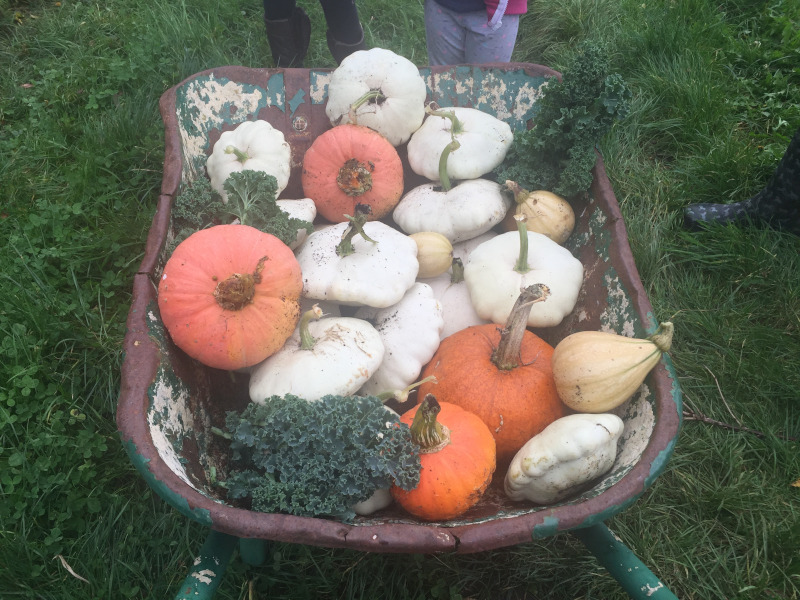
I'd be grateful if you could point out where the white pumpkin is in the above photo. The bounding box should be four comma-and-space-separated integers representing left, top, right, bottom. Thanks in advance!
406, 106, 513, 181
325, 48, 427, 147
393, 179, 512, 243
248, 306, 384, 402
206, 120, 291, 201
355, 282, 444, 396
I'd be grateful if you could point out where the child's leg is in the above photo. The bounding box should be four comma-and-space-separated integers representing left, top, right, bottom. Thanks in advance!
425, 0, 468, 65
463, 13, 519, 63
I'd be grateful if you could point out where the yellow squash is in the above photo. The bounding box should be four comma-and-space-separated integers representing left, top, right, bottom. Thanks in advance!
551, 322, 674, 412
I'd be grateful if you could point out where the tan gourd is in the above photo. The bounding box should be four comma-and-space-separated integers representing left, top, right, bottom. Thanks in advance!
501, 181, 575, 245
551, 322, 674, 413
410, 232, 454, 278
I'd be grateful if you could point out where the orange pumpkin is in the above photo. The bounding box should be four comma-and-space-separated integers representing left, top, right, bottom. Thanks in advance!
417, 284, 567, 468
301, 124, 404, 223
391, 395, 495, 521
157, 224, 303, 371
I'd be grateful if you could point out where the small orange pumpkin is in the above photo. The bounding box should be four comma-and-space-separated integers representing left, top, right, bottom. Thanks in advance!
157, 224, 303, 371
391, 395, 495, 521
417, 284, 567, 469
302, 124, 404, 223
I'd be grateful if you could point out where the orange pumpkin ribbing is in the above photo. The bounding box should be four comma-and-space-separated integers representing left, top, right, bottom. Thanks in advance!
301, 124, 404, 223
417, 325, 566, 469
391, 399, 495, 521
157, 224, 303, 371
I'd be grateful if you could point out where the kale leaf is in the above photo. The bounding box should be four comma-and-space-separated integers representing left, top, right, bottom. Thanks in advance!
494, 41, 632, 197
168, 171, 313, 253
220, 394, 421, 522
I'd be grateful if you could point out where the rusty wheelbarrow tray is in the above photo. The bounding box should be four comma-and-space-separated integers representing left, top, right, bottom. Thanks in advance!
117, 63, 682, 599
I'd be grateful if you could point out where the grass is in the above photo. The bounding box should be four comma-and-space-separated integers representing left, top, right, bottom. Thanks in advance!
1, 0, 798, 597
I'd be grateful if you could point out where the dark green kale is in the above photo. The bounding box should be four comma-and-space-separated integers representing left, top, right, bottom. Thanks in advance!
168, 171, 313, 253
494, 41, 632, 198
218, 394, 421, 522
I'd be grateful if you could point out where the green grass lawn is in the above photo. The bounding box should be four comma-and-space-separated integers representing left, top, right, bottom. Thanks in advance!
1, 0, 799, 598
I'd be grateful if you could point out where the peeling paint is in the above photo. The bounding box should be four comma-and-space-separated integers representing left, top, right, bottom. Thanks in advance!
149, 374, 194, 486
191, 568, 217, 585
643, 581, 665, 596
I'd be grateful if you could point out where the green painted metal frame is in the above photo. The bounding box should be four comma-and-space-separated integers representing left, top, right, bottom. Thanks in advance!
117, 63, 683, 599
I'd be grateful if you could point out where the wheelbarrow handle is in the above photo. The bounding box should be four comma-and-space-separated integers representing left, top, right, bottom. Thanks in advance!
174, 529, 238, 600
573, 522, 679, 599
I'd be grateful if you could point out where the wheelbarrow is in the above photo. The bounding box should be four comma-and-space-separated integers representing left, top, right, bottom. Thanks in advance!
117, 62, 682, 599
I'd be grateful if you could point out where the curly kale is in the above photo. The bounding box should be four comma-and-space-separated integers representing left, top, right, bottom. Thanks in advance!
494, 41, 632, 198
168, 171, 313, 253
219, 394, 421, 521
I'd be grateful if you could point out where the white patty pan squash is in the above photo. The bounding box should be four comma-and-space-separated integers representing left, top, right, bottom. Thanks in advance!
406, 106, 513, 181
325, 48, 427, 147
421, 232, 495, 340
464, 226, 583, 328
206, 120, 291, 201
248, 307, 385, 403
393, 179, 512, 243
355, 282, 445, 396
505, 413, 624, 504
294, 216, 419, 308
276, 197, 316, 249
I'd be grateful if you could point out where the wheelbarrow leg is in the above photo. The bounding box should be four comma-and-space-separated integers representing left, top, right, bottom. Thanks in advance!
572, 522, 678, 599
174, 529, 238, 600
239, 538, 269, 566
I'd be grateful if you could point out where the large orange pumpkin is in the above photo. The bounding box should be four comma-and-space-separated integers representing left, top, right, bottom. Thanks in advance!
301, 124, 404, 223
157, 224, 303, 371
391, 395, 495, 521
417, 284, 567, 468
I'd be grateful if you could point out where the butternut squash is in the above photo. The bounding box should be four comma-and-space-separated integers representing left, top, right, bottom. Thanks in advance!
551, 322, 674, 412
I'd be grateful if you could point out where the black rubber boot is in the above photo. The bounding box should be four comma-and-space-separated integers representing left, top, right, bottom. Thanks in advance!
326, 26, 367, 64
684, 127, 800, 236
264, 6, 311, 68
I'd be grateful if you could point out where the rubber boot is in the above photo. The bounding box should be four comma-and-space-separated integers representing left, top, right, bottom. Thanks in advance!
326, 25, 367, 64
264, 6, 311, 68
684, 127, 800, 236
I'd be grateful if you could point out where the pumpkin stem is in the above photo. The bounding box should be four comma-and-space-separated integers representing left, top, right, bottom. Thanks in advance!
505, 180, 532, 208
213, 256, 268, 311
224, 144, 249, 163
438, 138, 461, 192
337, 204, 378, 256
491, 284, 551, 370
409, 394, 451, 453
426, 104, 465, 136
337, 158, 374, 197
450, 257, 465, 284
513, 214, 531, 273
349, 90, 386, 121
299, 304, 325, 350
377, 375, 438, 404
649, 321, 674, 354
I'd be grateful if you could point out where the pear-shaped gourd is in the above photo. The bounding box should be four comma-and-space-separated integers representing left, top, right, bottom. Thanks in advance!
551, 322, 674, 413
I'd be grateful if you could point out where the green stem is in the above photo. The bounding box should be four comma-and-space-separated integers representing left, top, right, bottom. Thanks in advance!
438, 139, 461, 192
409, 394, 450, 453
224, 145, 249, 163
351, 89, 385, 113
299, 305, 324, 350
426, 105, 465, 136
336, 204, 378, 257
491, 284, 551, 370
514, 214, 530, 273
450, 257, 465, 284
